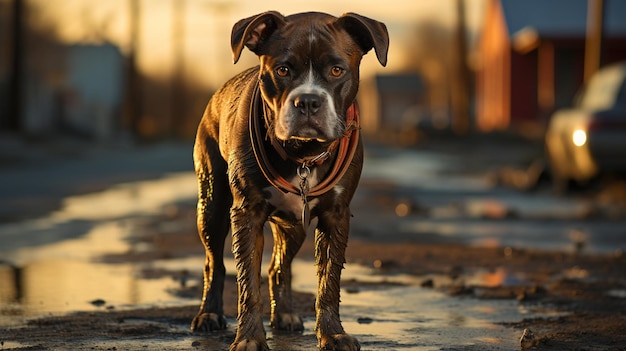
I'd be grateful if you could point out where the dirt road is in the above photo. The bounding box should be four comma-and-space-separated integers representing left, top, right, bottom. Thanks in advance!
1, 138, 625, 350
2, 200, 625, 350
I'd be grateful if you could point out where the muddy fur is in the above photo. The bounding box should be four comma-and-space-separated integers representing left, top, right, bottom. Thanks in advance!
190, 11, 388, 351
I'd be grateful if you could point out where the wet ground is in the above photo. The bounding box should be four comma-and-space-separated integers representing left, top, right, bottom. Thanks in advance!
1, 134, 625, 350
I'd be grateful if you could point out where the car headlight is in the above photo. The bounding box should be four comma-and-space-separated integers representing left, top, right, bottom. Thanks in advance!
572, 129, 587, 147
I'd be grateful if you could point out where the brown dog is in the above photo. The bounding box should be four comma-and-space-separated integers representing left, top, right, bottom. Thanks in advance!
191, 11, 388, 350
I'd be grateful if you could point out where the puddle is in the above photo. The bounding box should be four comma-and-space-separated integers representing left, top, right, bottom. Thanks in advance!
1, 259, 528, 349
0, 172, 198, 324
363, 148, 488, 192
0, 237, 189, 328
0, 171, 563, 349
359, 147, 626, 255
607, 289, 626, 298
0, 172, 197, 254
1, 253, 539, 350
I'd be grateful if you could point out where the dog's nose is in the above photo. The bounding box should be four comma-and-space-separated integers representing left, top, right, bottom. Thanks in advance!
294, 94, 321, 115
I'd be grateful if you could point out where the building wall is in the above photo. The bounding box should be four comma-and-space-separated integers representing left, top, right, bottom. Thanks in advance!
63, 44, 124, 140
510, 50, 537, 125
477, 0, 626, 134
476, 0, 511, 131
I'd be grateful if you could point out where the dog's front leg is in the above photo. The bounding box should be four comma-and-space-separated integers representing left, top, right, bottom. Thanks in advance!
230, 201, 269, 351
314, 207, 360, 351
268, 221, 306, 331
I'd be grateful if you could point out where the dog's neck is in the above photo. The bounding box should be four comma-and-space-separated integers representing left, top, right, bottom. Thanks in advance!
251, 83, 360, 197
271, 137, 337, 165
260, 100, 339, 167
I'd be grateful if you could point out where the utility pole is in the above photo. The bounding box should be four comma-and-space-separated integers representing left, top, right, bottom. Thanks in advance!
7, 0, 24, 131
584, 0, 604, 83
451, 0, 471, 135
126, 0, 143, 137
171, 0, 186, 137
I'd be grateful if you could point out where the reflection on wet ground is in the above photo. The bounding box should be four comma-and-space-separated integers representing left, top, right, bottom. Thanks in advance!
354, 147, 626, 254
0, 174, 550, 350
0, 251, 538, 350
1, 145, 623, 349
1, 173, 198, 323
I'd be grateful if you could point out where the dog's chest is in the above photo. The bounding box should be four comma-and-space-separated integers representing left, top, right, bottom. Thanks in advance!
263, 170, 322, 220
264, 187, 319, 221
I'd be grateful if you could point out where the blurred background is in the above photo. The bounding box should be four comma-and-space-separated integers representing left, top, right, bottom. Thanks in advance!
2, 0, 626, 242
0, 0, 487, 141
2, 0, 626, 142
2, 0, 626, 239
1, 2, 626, 349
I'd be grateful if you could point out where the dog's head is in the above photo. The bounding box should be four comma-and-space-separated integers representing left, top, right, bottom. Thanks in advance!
231, 11, 389, 143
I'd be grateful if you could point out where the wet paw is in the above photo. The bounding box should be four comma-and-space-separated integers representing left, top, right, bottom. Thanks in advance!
319, 333, 361, 351
229, 339, 269, 351
190, 312, 227, 332
271, 313, 304, 331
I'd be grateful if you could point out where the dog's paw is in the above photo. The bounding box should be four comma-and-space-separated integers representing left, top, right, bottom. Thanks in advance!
190, 312, 227, 332
271, 313, 304, 332
319, 333, 361, 351
229, 339, 270, 351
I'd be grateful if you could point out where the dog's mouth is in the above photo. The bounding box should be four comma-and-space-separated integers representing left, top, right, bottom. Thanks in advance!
277, 123, 333, 143
273, 106, 341, 143
278, 136, 334, 154
289, 136, 329, 142
287, 126, 330, 142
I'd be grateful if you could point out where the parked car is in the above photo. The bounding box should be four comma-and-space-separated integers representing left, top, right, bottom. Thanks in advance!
545, 61, 626, 190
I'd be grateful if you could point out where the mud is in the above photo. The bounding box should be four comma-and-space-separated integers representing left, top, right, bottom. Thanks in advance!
1, 139, 626, 350
1, 199, 625, 350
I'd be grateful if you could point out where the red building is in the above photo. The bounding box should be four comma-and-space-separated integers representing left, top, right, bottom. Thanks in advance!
476, 0, 626, 133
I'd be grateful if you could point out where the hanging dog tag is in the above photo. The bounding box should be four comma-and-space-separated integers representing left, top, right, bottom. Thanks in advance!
298, 164, 311, 231
301, 199, 311, 231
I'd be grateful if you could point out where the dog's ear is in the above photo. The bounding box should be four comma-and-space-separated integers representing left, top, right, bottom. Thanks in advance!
334, 13, 389, 67
231, 11, 286, 64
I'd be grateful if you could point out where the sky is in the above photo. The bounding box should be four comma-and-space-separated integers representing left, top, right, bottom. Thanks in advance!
29, 0, 487, 89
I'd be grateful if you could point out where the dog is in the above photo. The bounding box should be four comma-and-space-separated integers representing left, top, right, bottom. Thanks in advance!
190, 11, 388, 351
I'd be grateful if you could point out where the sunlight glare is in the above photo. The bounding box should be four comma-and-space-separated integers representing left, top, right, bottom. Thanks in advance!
572, 129, 587, 147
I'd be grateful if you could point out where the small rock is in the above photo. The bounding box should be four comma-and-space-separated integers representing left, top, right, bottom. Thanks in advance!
373, 259, 397, 270
357, 317, 373, 324
179, 269, 190, 288
448, 265, 463, 280
504, 246, 513, 258
344, 287, 360, 294
395, 201, 413, 217
520, 328, 538, 349
89, 299, 106, 307
420, 278, 434, 288
448, 284, 474, 297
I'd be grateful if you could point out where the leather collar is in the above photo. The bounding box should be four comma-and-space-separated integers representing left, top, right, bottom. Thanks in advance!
249, 82, 360, 197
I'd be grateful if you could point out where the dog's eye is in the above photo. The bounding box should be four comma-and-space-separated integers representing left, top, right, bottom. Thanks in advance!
276, 66, 290, 77
330, 66, 344, 77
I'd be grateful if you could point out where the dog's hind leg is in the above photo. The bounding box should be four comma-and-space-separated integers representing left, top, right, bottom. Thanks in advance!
191, 137, 231, 332
268, 221, 306, 331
